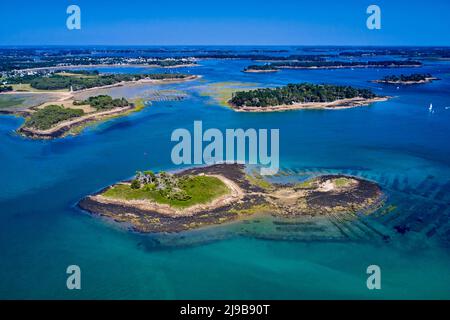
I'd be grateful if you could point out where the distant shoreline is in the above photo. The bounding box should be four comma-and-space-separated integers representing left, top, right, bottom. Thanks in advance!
12, 63, 199, 73
275, 64, 422, 70
78, 164, 384, 234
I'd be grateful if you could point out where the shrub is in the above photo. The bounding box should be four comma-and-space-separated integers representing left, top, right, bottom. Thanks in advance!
130, 179, 141, 189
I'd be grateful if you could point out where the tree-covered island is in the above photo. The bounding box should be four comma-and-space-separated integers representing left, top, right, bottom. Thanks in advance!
78, 164, 384, 234
0, 85, 13, 92
241, 60, 422, 72
373, 73, 439, 84
228, 83, 387, 111
243, 65, 279, 73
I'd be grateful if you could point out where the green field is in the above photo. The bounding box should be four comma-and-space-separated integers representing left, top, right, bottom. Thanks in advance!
103, 175, 229, 209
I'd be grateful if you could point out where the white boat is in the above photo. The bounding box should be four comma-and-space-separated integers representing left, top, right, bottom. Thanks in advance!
429, 103, 433, 113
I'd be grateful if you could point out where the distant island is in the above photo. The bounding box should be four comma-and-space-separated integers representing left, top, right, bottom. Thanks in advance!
242, 60, 422, 72
372, 73, 439, 85
243, 65, 279, 73
228, 83, 388, 112
78, 164, 384, 233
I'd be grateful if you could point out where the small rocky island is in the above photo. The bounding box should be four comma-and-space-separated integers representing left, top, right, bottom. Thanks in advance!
228, 83, 388, 112
78, 164, 384, 233
372, 73, 439, 85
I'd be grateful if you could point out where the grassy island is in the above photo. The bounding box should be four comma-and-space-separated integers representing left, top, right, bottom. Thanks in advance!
78, 164, 384, 234
228, 83, 386, 111
73, 95, 129, 110
373, 73, 438, 84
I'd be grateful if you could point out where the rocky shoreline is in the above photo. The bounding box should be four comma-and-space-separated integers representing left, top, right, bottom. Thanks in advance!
78, 164, 384, 234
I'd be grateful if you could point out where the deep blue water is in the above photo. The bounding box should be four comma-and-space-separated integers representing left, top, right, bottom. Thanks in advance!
1, 55, 450, 299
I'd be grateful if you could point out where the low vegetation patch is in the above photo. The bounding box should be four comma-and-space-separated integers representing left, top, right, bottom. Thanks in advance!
74, 95, 129, 110
295, 179, 316, 189
103, 171, 230, 208
333, 177, 353, 187
0, 95, 25, 109
246, 173, 273, 190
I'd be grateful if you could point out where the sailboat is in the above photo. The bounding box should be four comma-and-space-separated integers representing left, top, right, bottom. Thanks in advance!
429, 103, 433, 113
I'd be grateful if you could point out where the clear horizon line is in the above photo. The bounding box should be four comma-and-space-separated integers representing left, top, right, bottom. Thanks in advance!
1, 44, 450, 47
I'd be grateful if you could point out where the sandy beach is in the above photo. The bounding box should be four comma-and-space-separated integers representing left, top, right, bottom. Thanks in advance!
230, 96, 389, 112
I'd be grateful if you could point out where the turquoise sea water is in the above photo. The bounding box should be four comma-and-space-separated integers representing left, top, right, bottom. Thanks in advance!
1, 54, 450, 299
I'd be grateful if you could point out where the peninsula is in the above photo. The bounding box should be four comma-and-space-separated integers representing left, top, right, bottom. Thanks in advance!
78, 164, 384, 233
228, 83, 388, 112
17, 95, 137, 139
4, 71, 199, 92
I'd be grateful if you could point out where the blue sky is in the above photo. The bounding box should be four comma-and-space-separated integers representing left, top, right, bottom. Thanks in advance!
1, 0, 449, 46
